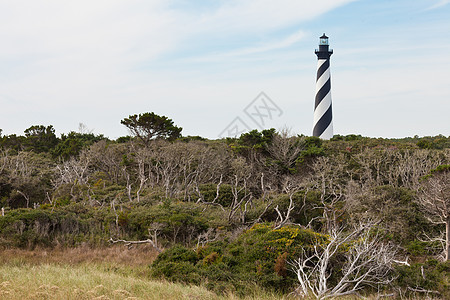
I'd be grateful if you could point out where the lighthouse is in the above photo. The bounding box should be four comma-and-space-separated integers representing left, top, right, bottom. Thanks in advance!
313, 34, 333, 139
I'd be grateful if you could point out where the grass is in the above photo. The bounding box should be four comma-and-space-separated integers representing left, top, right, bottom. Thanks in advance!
0, 245, 160, 267
0, 263, 225, 299
0, 246, 287, 300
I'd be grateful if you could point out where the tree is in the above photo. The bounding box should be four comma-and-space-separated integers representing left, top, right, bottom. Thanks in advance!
0, 134, 26, 151
53, 131, 105, 159
2, 151, 54, 208
23, 125, 59, 153
121, 112, 182, 146
267, 128, 304, 173
238, 128, 275, 149
291, 221, 398, 299
418, 165, 450, 261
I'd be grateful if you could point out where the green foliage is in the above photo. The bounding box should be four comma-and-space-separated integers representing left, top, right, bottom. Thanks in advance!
178, 135, 207, 142
258, 191, 322, 226
414, 135, 450, 149
0, 204, 117, 248
197, 183, 236, 206
405, 240, 433, 256
430, 164, 450, 175
348, 185, 428, 244
395, 260, 450, 297
239, 129, 275, 148
23, 125, 59, 153
417, 139, 433, 149
229, 128, 275, 155
0, 125, 60, 153
295, 136, 326, 165
116, 135, 132, 143
120, 112, 182, 145
0, 134, 26, 151
0, 151, 55, 208
331, 134, 364, 141
127, 201, 210, 244
242, 224, 326, 260
151, 224, 327, 294
53, 131, 106, 158
154, 245, 198, 264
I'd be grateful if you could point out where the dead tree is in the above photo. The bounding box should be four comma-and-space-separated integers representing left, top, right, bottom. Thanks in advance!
252, 173, 275, 225
291, 221, 397, 299
53, 153, 92, 200
109, 228, 162, 253
0, 149, 9, 174
310, 156, 346, 231
228, 173, 253, 224
274, 176, 307, 229
196, 228, 220, 249
195, 174, 225, 211
3, 151, 53, 208
227, 157, 253, 224
267, 128, 304, 172
274, 193, 295, 229
417, 165, 450, 261
109, 237, 162, 253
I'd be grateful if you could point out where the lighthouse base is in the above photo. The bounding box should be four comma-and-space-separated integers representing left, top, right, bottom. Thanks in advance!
316, 123, 333, 140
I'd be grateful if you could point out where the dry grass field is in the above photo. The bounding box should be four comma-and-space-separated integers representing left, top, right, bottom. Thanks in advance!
0, 246, 286, 300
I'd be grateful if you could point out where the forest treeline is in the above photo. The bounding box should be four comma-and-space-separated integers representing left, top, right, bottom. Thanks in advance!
0, 116, 449, 298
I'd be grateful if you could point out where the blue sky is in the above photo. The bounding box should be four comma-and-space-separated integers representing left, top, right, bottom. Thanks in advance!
0, 0, 449, 139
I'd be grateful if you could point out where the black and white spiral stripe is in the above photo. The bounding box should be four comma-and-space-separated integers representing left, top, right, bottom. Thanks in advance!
313, 58, 333, 139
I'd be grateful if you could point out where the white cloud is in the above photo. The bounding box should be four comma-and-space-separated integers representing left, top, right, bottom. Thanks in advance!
426, 0, 450, 10
192, 0, 357, 33
224, 29, 306, 56
0, 1, 179, 60
4, 0, 447, 139
178, 29, 306, 66
0, 0, 357, 65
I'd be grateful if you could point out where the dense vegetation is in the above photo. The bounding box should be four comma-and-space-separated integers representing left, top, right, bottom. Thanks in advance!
0, 117, 449, 298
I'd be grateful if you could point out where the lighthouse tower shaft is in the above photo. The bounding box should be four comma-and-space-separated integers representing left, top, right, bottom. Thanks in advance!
313, 34, 333, 140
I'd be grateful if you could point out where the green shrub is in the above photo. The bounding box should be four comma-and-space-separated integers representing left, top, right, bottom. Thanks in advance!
258, 191, 322, 226
0, 204, 114, 248
153, 261, 202, 284
406, 240, 431, 256
395, 260, 450, 298
153, 245, 198, 264
127, 201, 210, 245
196, 184, 235, 206
151, 224, 326, 294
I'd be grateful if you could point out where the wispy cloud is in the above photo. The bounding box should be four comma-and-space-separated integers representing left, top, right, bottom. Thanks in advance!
2, 0, 447, 138
180, 29, 306, 65
426, 0, 450, 10
225, 30, 306, 56
0, 0, 356, 69
191, 0, 357, 33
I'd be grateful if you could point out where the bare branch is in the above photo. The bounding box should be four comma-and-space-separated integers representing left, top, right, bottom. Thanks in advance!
290, 221, 397, 299
109, 236, 162, 253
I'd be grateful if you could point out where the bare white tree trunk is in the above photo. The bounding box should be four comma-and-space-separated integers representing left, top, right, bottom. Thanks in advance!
417, 167, 449, 261
16, 190, 30, 208
291, 222, 397, 299
446, 216, 450, 261
109, 227, 162, 253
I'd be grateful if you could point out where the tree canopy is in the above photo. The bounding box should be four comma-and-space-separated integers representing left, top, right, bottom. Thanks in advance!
23, 125, 58, 153
120, 112, 182, 145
